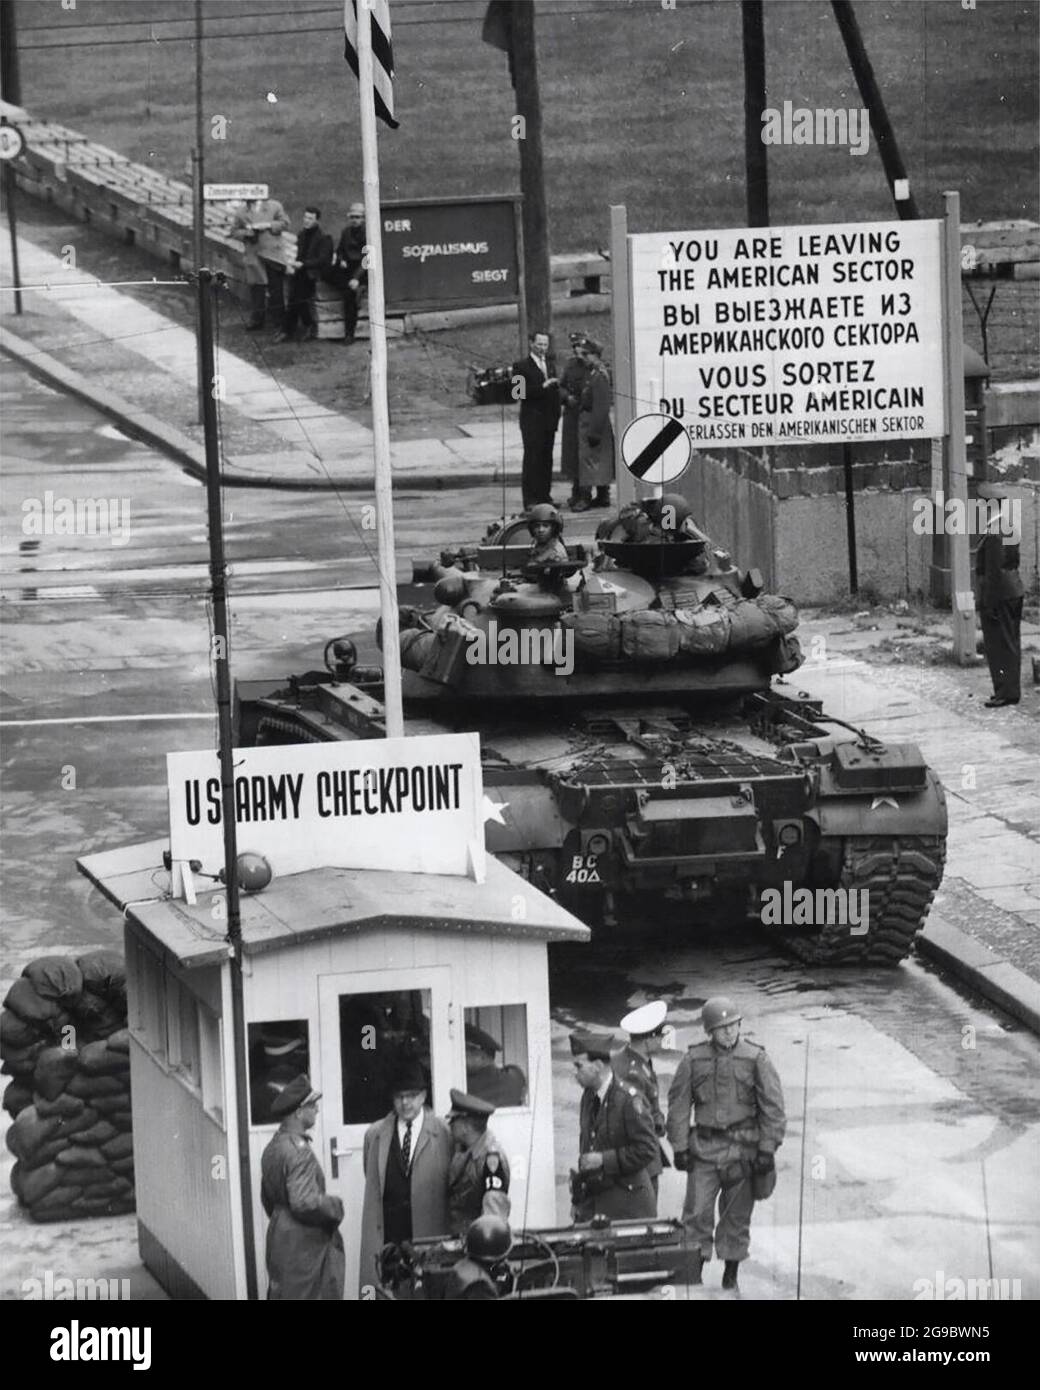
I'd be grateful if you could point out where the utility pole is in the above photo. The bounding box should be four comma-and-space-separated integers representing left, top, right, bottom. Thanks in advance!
192, 0, 206, 422
1, 0, 24, 314
741, 1, 769, 228
511, 1, 551, 337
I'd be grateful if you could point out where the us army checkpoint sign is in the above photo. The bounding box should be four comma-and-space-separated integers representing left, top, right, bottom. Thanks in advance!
628, 219, 945, 448
167, 733, 485, 887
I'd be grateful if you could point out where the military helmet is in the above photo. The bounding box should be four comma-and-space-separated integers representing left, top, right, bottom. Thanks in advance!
702, 996, 742, 1031
465, 1215, 513, 1262
527, 503, 562, 535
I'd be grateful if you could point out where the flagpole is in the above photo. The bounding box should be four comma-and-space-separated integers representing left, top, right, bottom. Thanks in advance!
356, 0, 404, 738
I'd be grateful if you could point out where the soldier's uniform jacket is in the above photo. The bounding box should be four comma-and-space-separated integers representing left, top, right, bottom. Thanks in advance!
447, 1129, 511, 1235
260, 1128, 345, 1300
444, 1257, 499, 1301
976, 521, 1024, 609
666, 1038, 786, 1158
613, 1044, 667, 1178
529, 536, 569, 566
580, 1077, 658, 1184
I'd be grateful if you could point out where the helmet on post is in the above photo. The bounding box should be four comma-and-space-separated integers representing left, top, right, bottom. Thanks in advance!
702, 997, 742, 1031
527, 504, 562, 536
465, 1215, 513, 1262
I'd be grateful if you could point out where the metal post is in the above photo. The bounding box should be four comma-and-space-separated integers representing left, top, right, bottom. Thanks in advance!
610, 204, 634, 509
196, 268, 258, 1300
742, 1, 769, 228
3, 161, 22, 314
842, 443, 858, 594
942, 191, 975, 664
357, 0, 404, 738
192, 0, 205, 425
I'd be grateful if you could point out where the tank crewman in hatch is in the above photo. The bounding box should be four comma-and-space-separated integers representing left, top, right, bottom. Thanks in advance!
667, 997, 786, 1291
613, 1000, 670, 1205
571, 1029, 658, 1221
260, 1075, 345, 1300
446, 1088, 511, 1234
444, 1216, 514, 1301
465, 1023, 528, 1107
526, 504, 569, 566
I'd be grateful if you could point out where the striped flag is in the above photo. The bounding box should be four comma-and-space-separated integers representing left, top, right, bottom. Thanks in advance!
344, 0, 399, 129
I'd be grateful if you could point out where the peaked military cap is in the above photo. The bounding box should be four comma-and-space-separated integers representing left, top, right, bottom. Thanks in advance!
270, 1074, 321, 1119
448, 1087, 496, 1119
465, 1023, 501, 1054
620, 1000, 668, 1038
569, 1029, 616, 1062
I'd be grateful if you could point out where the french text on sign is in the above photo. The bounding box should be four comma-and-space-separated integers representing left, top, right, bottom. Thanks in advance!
621, 413, 692, 485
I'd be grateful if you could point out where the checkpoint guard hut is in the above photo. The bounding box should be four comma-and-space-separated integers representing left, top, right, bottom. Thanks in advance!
77, 736, 589, 1301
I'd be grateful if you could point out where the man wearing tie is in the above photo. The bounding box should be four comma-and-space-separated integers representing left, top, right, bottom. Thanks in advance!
570, 1029, 658, 1222
358, 1060, 452, 1297
512, 330, 561, 510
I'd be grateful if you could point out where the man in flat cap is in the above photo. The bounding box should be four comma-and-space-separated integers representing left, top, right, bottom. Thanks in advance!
974, 481, 1024, 708
358, 1059, 453, 1297
446, 1088, 511, 1234
614, 1000, 670, 1207
329, 202, 368, 344
667, 997, 786, 1291
570, 1029, 658, 1221
465, 1022, 527, 1107
260, 1075, 345, 1300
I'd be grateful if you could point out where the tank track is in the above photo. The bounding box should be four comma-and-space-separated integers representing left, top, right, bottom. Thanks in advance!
788, 834, 947, 967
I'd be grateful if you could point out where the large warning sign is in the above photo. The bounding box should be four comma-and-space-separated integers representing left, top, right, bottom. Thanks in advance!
629, 219, 945, 447
167, 734, 484, 881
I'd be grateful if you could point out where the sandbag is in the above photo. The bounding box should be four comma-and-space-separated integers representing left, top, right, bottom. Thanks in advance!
1, 1040, 48, 1077
3, 978, 64, 1028
76, 951, 126, 1003
111, 1155, 135, 1176
1, 1008, 41, 1051
34, 1047, 81, 1100
101, 1132, 134, 1161
67, 1072, 126, 1100
23, 1137, 69, 1168
55, 1144, 107, 1170
23, 957, 83, 1005
619, 609, 681, 662
70, 1120, 118, 1147
16, 1161, 63, 1206
74, 1194, 135, 1216
62, 1166, 122, 1188
33, 1091, 85, 1119
6, 1106, 61, 1162
563, 610, 621, 661
28, 1185, 85, 1217
3, 1079, 34, 1117
57, 1107, 100, 1137
78, 1040, 130, 1076
105, 1029, 131, 1054
71, 996, 125, 1039
89, 1094, 132, 1117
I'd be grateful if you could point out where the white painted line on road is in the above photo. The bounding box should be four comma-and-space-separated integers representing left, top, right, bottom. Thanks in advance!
1, 713, 214, 727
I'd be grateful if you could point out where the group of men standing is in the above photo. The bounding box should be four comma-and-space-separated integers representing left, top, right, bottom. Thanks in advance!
514, 329, 615, 513
230, 196, 368, 343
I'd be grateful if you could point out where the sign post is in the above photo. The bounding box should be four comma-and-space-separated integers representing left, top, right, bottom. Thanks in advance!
942, 190, 976, 665
0, 120, 24, 315
610, 204, 635, 508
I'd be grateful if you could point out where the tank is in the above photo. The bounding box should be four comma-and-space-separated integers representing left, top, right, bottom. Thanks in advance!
235, 505, 947, 966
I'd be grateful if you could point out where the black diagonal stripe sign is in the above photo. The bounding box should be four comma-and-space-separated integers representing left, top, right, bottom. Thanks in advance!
621, 413, 692, 484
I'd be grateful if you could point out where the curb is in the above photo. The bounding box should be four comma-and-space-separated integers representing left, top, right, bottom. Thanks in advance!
917, 917, 1040, 1035
0, 328, 524, 495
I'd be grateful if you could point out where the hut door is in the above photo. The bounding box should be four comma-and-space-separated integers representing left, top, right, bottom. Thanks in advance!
317, 966, 452, 1300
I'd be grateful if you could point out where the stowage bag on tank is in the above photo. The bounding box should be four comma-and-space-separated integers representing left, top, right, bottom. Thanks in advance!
674, 607, 731, 655
619, 610, 681, 661
562, 610, 621, 661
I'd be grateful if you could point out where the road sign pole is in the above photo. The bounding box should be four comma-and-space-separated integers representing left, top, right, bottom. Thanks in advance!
610, 204, 634, 508
3, 159, 22, 314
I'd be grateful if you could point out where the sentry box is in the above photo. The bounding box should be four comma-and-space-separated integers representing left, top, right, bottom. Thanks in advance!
77, 843, 588, 1300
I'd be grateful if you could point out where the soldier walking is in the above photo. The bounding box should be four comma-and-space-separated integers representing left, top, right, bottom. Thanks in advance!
446, 1088, 511, 1234
613, 1000, 670, 1208
667, 998, 786, 1291
570, 1029, 658, 1221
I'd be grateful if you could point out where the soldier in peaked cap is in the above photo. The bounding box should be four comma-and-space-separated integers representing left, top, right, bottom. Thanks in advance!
667, 998, 786, 1292
260, 1076, 345, 1300
446, 1088, 511, 1234
614, 1000, 670, 1207
464, 1022, 527, 1107
570, 1029, 658, 1221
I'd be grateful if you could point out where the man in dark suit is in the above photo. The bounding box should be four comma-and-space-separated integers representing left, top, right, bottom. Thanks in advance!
512, 330, 561, 510
276, 206, 333, 343
974, 482, 1025, 708
329, 202, 368, 344
570, 1029, 658, 1222
613, 1000, 670, 1207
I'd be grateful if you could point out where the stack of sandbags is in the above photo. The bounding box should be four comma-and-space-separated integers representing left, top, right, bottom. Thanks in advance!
1, 952, 133, 1222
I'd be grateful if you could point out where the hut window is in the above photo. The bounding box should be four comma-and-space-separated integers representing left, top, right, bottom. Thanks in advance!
338, 990, 433, 1124
166, 978, 201, 1091
129, 936, 167, 1062
199, 1007, 223, 1124
247, 1020, 310, 1126
464, 1005, 529, 1108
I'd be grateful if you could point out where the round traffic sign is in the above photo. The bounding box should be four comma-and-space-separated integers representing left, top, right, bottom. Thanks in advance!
0, 123, 25, 161
620, 412, 692, 485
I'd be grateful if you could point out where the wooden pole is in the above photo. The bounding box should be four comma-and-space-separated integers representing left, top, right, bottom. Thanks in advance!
831, 1, 920, 220
511, 0, 551, 336
610, 204, 635, 509
1, 0, 23, 315
357, 0, 404, 738
192, 0, 205, 424
942, 191, 975, 664
742, 1, 769, 228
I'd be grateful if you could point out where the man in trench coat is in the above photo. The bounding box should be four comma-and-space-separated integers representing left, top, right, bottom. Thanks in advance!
358, 1061, 453, 1296
260, 1075, 345, 1300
